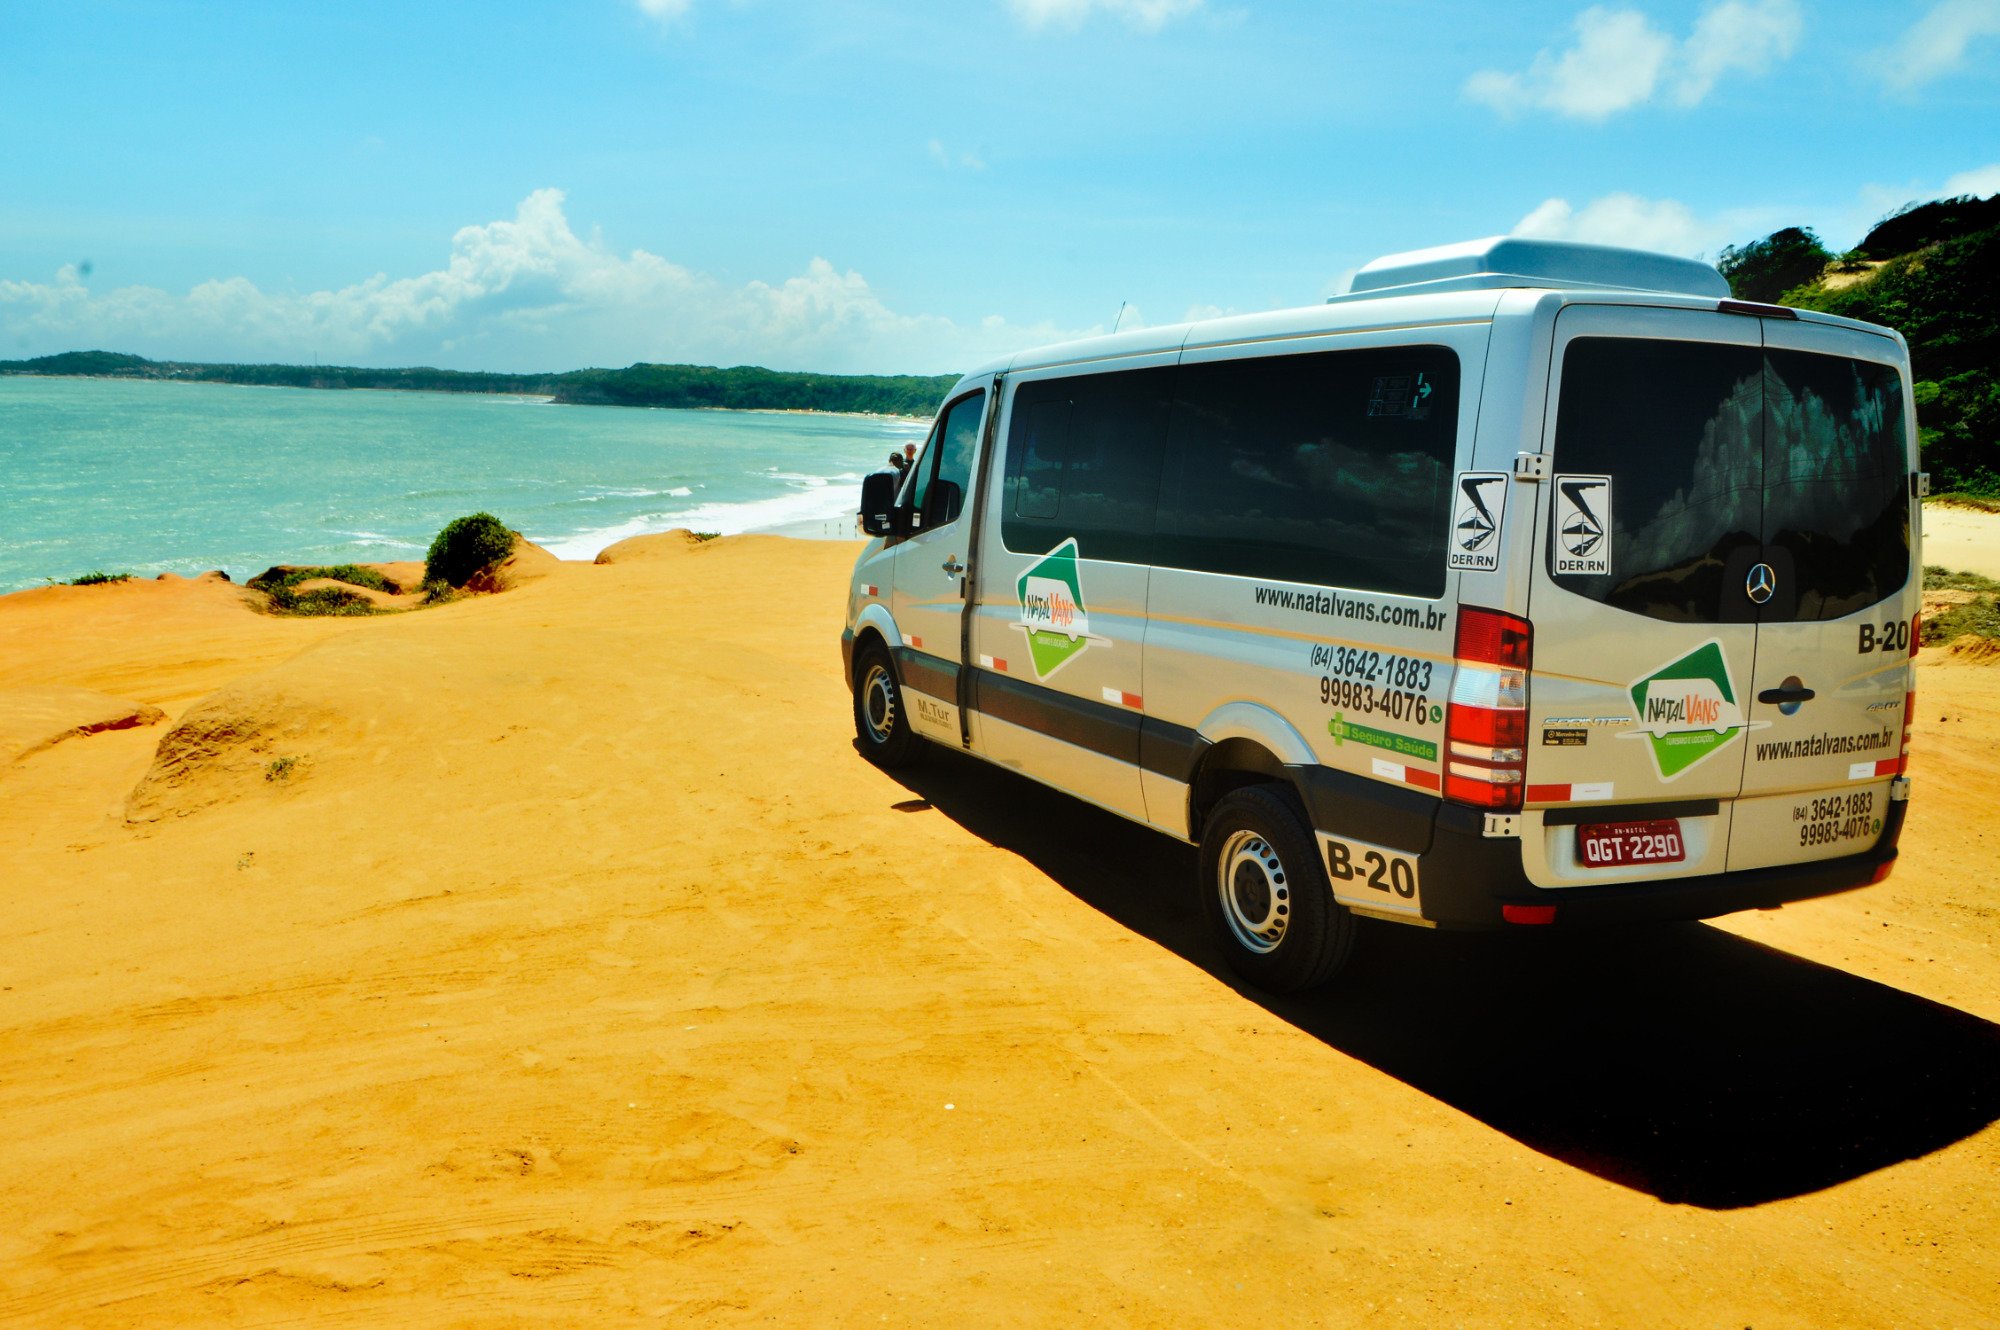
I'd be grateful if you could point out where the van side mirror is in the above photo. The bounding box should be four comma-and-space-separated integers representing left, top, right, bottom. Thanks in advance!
859, 471, 902, 537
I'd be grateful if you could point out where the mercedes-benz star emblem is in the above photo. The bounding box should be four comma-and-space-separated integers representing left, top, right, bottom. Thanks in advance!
1746, 562, 1777, 604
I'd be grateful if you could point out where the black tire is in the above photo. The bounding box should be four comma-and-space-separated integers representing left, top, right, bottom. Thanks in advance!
852, 639, 924, 768
1198, 784, 1357, 993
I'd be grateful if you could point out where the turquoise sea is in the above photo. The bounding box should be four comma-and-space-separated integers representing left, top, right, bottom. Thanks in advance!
0, 376, 927, 592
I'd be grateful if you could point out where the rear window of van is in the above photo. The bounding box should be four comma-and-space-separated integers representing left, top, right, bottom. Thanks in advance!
1550, 338, 1908, 622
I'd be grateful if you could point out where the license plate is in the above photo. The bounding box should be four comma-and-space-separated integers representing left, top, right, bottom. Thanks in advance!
1577, 819, 1685, 867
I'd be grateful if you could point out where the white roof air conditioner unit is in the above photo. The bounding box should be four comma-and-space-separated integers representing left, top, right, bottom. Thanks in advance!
1332, 235, 1730, 302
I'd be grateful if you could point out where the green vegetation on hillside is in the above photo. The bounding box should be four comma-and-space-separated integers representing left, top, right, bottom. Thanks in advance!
0, 351, 958, 418
1855, 195, 2000, 260
1723, 193, 2000, 496
1717, 227, 1833, 304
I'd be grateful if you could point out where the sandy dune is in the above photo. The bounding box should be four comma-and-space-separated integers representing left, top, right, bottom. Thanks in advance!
1921, 503, 2000, 581
2, 535, 1998, 1327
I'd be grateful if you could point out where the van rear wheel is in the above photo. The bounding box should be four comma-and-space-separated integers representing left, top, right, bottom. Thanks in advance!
852, 640, 923, 768
1198, 785, 1356, 992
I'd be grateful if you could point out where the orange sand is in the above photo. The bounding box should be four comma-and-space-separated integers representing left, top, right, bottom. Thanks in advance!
1, 534, 1997, 1327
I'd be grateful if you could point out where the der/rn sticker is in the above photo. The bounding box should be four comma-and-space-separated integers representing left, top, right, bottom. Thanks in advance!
1448, 471, 1508, 572
1554, 474, 1613, 576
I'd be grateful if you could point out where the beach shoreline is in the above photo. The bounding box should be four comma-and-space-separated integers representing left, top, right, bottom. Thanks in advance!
1, 374, 910, 592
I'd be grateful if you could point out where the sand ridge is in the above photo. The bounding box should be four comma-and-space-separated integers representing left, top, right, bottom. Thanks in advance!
0, 534, 1997, 1326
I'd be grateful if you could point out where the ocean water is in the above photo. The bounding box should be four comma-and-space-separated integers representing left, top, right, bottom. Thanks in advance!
0, 376, 928, 591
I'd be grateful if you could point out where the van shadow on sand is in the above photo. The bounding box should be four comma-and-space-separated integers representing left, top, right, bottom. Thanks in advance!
882, 744, 2000, 1211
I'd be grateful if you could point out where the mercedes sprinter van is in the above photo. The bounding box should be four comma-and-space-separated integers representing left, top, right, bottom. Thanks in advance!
841, 236, 1920, 993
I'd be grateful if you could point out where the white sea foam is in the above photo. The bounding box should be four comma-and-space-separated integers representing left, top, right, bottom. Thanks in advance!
531, 477, 861, 560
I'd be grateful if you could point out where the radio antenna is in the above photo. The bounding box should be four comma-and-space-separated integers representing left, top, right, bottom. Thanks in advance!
1111, 301, 1127, 333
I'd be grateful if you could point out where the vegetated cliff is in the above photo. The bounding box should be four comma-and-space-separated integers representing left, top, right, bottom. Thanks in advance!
1721, 194, 2000, 495
0, 352, 959, 419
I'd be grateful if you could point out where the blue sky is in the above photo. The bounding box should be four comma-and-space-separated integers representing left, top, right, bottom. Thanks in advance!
1, 0, 1996, 374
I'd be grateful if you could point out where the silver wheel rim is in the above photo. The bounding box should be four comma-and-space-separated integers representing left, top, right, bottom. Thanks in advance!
861, 662, 898, 745
1218, 829, 1290, 954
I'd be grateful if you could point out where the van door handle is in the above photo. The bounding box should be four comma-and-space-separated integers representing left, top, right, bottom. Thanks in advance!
941, 557, 965, 577
1757, 684, 1816, 705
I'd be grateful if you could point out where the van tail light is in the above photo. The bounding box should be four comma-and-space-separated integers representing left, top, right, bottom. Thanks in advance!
1445, 606, 1532, 811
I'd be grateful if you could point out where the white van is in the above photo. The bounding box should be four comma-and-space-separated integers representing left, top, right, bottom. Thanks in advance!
842, 236, 1919, 992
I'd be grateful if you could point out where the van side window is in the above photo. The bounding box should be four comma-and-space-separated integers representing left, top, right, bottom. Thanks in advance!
1013, 400, 1071, 521
909, 390, 986, 530
1154, 345, 1458, 598
1000, 366, 1174, 564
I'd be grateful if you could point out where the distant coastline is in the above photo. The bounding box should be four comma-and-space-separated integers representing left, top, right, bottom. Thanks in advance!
0, 350, 957, 419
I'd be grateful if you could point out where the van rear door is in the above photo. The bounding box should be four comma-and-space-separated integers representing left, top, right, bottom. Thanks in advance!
1727, 319, 1912, 870
1523, 305, 1766, 883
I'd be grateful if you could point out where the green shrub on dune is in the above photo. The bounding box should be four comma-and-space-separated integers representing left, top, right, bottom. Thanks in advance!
248, 564, 399, 595
247, 563, 399, 615
424, 513, 516, 588
276, 586, 381, 616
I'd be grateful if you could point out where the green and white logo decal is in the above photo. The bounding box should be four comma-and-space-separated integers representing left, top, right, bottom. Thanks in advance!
1016, 538, 1093, 679
1622, 640, 1749, 780
1328, 714, 1439, 764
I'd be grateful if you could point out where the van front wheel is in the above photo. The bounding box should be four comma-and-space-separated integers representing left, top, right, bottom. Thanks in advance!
852, 640, 923, 768
1198, 785, 1356, 992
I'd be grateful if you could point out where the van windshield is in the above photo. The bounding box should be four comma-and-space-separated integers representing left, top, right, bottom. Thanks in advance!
1549, 337, 1908, 623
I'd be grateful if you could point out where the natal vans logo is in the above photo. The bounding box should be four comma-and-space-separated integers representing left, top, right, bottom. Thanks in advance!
1016, 538, 1094, 679
1621, 640, 1748, 780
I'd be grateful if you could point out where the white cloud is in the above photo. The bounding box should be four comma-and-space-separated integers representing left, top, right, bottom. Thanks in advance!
1466, 1, 1800, 120
1007, 0, 1205, 32
1512, 192, 1741, 256
1466, 8, 1673, 120
634, 0, 692, 25
1944, 162, 2000, 197
928, 138, 987, 170
0, 189, 1082, 374
1674, 0, 1802, 105
1876, 0, 2000, 89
